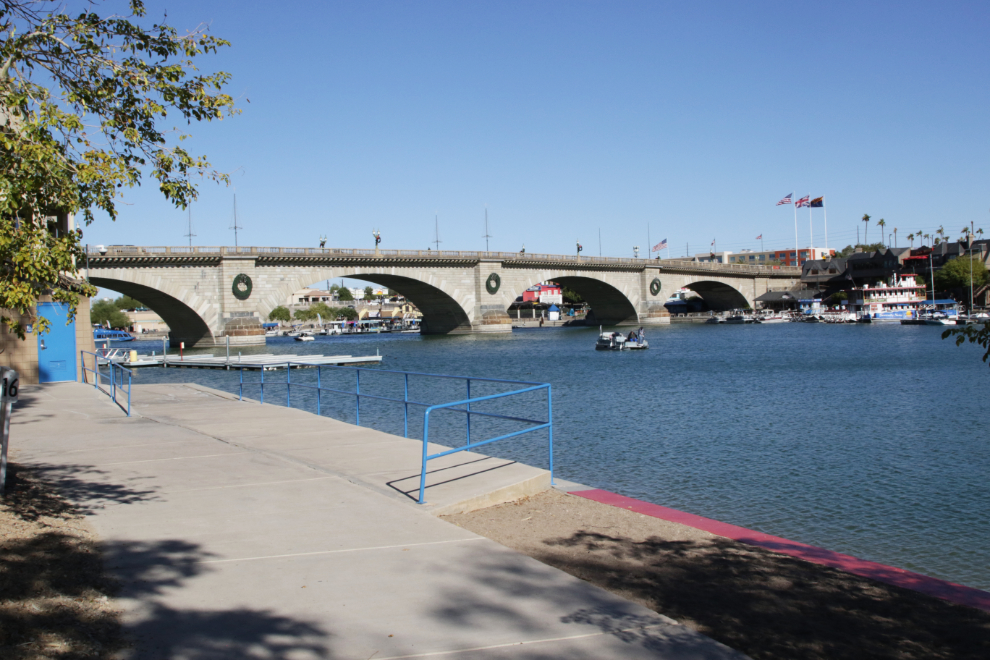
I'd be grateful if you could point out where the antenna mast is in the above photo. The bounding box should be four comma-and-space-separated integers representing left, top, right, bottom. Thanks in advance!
433, 214, 442, 251
229, 194, 243, 247
184, 208, 196, 247
483, 206, 492, 252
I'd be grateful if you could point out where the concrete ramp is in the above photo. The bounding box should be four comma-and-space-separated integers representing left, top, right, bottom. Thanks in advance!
132, 382, 551, 515
9, 382, 746, 660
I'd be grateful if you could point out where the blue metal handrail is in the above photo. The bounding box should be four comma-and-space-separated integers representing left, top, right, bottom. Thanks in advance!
80, 350, 132, 417
238, 363, 553, 503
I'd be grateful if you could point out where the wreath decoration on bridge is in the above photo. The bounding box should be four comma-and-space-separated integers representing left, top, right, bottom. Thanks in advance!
485, 272, 501, 295
232, 273, 253, 300
649, 278, 662, 296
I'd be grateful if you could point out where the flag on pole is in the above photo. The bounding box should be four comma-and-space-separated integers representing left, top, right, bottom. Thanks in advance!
776, 194, 792, 206
795, 195, 810, 208
653, 239, 667, 252
756, 234, 762, 240
809, 196, 824, 208
711, 239, 715, 247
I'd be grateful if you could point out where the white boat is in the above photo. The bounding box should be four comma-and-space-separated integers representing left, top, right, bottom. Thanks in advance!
294, 333, 315, 341
624, 327, 649, 350
724, 314, 747, 325
595, 328, 626, 351
923, 312, 955, 326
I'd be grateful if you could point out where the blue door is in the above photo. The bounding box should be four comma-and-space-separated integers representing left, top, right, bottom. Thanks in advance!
37, 302, 77, 383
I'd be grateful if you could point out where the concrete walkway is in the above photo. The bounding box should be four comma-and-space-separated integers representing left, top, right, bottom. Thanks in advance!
11, 382, 746, 660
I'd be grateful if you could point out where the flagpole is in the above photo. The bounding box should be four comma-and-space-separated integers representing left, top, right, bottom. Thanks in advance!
793, 191, 798, 268
823, 197, 828, 252
809, 198, 813, 250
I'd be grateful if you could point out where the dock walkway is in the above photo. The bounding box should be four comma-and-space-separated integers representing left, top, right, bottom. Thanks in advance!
10, 382, 745, 659
110, 352, 383, 370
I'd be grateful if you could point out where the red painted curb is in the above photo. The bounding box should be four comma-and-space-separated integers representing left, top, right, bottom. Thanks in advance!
570, 488, 990, 613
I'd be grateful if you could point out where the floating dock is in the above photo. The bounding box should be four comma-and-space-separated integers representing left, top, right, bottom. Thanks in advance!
115, 353, 383, 370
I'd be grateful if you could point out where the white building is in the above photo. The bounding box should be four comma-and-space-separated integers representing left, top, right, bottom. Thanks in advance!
688, 247, 835, 267
288, 288, 335, 305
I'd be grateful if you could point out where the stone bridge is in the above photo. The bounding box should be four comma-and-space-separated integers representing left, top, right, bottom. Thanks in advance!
83, 246, 800, 347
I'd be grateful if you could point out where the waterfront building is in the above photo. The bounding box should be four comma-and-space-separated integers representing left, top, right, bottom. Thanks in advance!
522, 283, 563, 305
125, 309, 169, 334
688, 247, 833, 267
289, 288, 335, 304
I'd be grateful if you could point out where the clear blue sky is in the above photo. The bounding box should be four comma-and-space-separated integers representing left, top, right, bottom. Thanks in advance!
87, 0, 988, 267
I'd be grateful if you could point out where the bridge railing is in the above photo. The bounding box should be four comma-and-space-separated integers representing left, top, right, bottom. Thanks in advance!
85, 245, 800, 275
236, 364, 553, 504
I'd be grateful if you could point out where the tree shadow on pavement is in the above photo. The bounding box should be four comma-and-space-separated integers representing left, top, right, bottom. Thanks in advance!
537, 531, 990, 660
426, 545, 739, 660
2, 462, 159, 520
0, 463, 333, 660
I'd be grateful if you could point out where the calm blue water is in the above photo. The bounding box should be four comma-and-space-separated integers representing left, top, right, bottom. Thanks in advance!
120, 323, 990, 591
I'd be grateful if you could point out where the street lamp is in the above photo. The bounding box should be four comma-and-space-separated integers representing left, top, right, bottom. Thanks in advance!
633, 246, 639, 259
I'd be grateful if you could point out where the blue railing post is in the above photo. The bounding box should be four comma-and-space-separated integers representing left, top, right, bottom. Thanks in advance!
403, 373, 409, 438
317, 366, 322, 416
466, 379, 471, 445
419, 410, 431, 504
239, 368, 243, 401
547, 384, 554, 485
110, 363, 116, 403
286, 362, 291, 407
260, 367, 265, 405
355, 369, 361, 426
126, 371, 132, 417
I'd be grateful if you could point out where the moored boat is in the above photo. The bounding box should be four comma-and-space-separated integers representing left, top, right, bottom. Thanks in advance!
94, 327, 134, 342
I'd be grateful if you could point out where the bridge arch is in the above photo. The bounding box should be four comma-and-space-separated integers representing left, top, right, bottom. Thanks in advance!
682, 280, 750, 311
507, 274, 638, 325
292, 273, 472, 334
89, 276, 215, 346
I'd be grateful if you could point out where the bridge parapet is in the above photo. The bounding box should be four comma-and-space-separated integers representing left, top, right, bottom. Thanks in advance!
87, 246, 800, 277
84, 246, 801, 347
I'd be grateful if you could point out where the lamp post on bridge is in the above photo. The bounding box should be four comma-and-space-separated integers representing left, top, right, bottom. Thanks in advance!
373, 230, 381, 256
576, 241, 583, 262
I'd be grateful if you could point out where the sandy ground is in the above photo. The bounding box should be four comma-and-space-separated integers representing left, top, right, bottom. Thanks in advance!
0, 463, 123, 660
443, 489, 990, 660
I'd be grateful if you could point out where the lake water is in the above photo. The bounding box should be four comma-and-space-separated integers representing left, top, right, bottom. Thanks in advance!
120, 322, 990, 591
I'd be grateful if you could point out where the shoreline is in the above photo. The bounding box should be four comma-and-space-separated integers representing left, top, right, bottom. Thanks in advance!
443, 489, 990, 660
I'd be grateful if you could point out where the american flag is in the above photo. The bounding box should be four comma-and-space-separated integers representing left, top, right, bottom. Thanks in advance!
711, 239, 715, 247
795, 195, 810, 208
776, 194, 792, 206
653, 239, 667, 252
756, 234, 762, 240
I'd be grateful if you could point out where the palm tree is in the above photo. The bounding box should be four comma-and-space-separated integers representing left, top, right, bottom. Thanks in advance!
917, 229, 923, 245
924, 233, 931, 246
862, 214, 871, 246
877, 218, 886, 248
893, 227, 898, 247
907, 233, 915, 247
937, 225, 945, 243
978, 228, 984, 239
